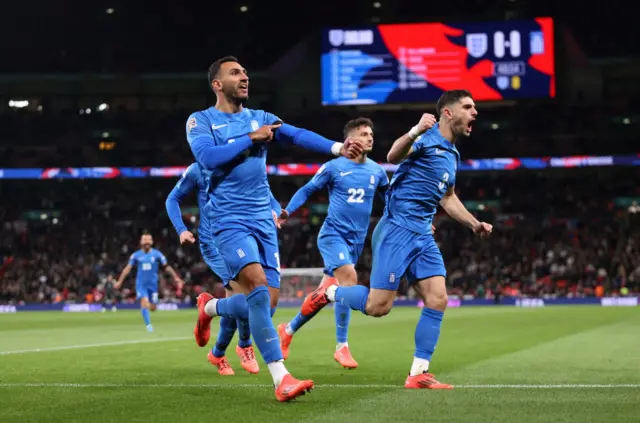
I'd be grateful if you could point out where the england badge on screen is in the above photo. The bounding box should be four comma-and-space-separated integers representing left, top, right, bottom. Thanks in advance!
329, 29, 344, 47
466, 33, 488, 58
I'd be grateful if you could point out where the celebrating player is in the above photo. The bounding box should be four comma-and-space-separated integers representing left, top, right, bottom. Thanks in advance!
115, 234, 184, 332
166, 163, 282, 376
276, 117, 388, 369
187, 56, 364, 401
299, 90, 492, 389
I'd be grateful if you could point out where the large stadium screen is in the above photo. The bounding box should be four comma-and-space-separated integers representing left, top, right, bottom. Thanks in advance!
321, 17, 555, 105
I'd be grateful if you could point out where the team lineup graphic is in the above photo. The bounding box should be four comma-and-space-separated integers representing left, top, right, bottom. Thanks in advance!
115, 55, 493, 402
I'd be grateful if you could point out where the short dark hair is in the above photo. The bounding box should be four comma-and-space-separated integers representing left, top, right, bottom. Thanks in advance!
343, 117, 373, 138
208, 55, 239, 88
436, 90, 473, 116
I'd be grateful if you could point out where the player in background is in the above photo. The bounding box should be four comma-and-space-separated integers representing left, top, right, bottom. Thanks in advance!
188, 56, 364, 401
299, 90, 492, 389
166, 163, 279, 376
275, 117, 388, 369
115, 234, 184, 332
102, 274, 117, 312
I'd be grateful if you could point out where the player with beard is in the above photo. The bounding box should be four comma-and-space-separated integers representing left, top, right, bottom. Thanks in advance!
115, 234, 184, 332
186, 56, 364, 401
297, 90, 493, 389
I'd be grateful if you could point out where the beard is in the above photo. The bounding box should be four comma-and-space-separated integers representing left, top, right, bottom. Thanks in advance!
223, 85, 248, 105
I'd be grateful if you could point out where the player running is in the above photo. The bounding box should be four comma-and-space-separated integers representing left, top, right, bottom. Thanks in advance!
276, 117, 389, 369
299, 90, 493, 389
115, 234, 184, 332
187, 56, 364, 401
166, 163, 283, 376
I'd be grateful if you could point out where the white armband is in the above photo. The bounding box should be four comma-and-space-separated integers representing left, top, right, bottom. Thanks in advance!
331, 142, 343, 156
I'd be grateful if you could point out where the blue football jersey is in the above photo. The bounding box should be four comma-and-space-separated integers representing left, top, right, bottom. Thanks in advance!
129, 249, 168, 287
170, 163, 213, 246
186, 107, 280, 223
385, 123, 460, 235
312, 157, 389, 244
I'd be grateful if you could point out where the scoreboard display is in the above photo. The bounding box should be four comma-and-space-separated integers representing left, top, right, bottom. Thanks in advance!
321, 18, 555, 105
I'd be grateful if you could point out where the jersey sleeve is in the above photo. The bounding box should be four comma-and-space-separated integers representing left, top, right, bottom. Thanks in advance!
309, 162, 333, 189
410, 134, 430, 157
186, 112, 253, 169
186, 112, 213, 145
157, 251, 168, 266
264, 111, 282, 125
378, 166, 390, 189
165, 166, 197, 236
128, 253, 137, 266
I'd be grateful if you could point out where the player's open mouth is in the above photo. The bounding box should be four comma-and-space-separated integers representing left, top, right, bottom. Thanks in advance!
467, 119, 475, 133
238, 83, 248, 93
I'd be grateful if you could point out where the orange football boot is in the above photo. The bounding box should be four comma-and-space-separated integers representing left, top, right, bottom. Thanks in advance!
334, 346, 358, 369
277, 323, 293, 360
235, 345, 259, 374
274, 374, 314, 402
404, 372, 453, 389
300, 277, 337, 316
194, 292, 215, 347
207, 351, 235, 376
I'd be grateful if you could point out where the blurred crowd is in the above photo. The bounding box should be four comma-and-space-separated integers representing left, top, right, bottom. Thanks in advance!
1, 168, 639, 305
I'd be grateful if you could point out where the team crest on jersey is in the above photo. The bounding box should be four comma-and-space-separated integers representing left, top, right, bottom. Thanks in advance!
187, 117, 197, 133
250, 120, 259, 131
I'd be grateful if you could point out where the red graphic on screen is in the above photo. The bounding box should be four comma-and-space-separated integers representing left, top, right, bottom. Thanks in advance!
378, 22, 502, 100
529, 17, 555, 97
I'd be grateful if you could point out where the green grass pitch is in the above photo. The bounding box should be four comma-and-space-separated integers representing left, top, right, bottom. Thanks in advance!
1, 306, 639, 422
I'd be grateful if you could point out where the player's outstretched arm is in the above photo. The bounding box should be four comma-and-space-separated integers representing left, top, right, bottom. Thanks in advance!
284, 181, 320, 217
187, 114, 280, 169
164, 176, 195, 244
114, 264, 132, 289
387, 113, 437, 164
163, 265, 184, 289
439, 188, 492, 237
273, 123, 364, 159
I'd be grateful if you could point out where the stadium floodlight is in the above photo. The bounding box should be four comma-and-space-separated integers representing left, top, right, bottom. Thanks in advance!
8, 100, 29, 108
240, 5, 248, 12
373, 2, 381, 8
622, 118, 630, 124
101, 132, 110, 138
97, 103, 109, 112
106, 8, 114, 14
85, 108, 92, 114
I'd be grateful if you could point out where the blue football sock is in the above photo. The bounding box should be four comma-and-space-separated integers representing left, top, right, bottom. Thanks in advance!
335, 285, 369, 315
288, 309, 317, 333
213, 317, 238, 358
414, 307, 444, 360
141, 308, 151, 326
334, 302, 351, 343
215, 294, 249, 320
237, 318, 252, 348
246, 286, 282, 363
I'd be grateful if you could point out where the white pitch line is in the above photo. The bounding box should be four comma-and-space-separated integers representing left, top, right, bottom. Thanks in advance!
0, 383, 638, 389
0, 336, 192, 356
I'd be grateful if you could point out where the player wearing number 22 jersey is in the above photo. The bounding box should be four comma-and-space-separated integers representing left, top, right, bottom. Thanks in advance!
299, 90, 493, 390
277, 117, 389, 369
